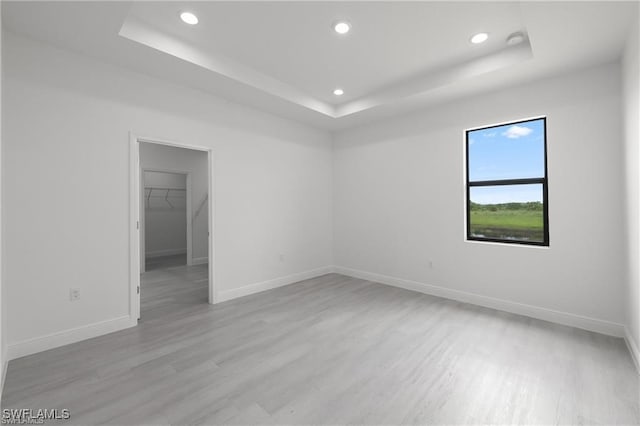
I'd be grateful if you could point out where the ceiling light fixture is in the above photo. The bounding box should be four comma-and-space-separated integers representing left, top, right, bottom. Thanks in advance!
333, 21, 351, 35
180, 12, 199, 25
470, 32, 488, 44
333, 88, 344, 96
506, 32, 525, 46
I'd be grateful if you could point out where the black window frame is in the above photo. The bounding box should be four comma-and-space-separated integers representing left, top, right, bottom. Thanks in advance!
465, 117, 549, 247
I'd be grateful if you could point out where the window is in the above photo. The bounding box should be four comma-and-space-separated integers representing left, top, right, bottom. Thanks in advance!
465, 117, 549, 246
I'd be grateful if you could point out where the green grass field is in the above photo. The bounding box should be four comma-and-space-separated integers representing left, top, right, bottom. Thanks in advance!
469, 205, 544, 241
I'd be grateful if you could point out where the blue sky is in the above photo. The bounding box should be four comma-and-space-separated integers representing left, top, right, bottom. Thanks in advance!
468, 118, 545, 204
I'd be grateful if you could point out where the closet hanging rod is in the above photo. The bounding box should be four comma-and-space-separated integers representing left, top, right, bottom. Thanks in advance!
145, 187, 186, 208
144, 186, 186, 191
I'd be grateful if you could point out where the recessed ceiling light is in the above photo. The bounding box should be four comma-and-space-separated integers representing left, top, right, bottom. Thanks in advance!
506, 32, 525, 46
180, 12, 199, 25
333, 21, 351, 35
333, 88, 344, 96
470, 32, 488, 44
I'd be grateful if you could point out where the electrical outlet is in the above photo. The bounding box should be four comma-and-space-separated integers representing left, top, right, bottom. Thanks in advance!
279, 254, 285, 262
69, 288, 80, 301
429, 261, 433, 269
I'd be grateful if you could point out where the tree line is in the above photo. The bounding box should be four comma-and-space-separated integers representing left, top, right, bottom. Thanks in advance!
470, 201, 543, 212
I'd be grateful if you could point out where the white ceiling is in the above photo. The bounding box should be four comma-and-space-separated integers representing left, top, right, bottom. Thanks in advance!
2, 1, 638, 131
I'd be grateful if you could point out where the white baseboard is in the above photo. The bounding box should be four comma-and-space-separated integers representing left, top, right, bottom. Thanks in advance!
334, 266, 625, 338
218, 266, 334, 303
625, 326, 640, 375
145, 248, 187, 258
7, 315, 136, 361
191, 257, 208, 265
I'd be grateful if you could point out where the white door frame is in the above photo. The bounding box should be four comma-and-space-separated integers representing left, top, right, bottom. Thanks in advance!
129, 133, 216, 322
140, 168, 193, 271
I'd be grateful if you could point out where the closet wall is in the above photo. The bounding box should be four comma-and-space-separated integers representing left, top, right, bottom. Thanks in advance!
144, 171, 187, 259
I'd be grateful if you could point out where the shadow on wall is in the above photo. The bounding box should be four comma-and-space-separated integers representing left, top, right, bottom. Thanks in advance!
335, 64, 621, 148
5, 32, 328, 147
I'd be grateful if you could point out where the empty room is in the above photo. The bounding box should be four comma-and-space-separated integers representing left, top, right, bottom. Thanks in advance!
0, 1, 638, 425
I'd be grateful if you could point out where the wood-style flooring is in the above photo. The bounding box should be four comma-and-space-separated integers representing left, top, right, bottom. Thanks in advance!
145, 253, 188, 272
2, 271, 638, 425
140, 259, 208, 320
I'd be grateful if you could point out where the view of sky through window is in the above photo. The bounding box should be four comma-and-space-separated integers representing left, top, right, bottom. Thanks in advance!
468, 119, 545, 205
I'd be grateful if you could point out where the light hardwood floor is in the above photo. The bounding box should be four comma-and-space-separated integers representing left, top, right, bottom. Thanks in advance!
140, 259, 208, 320
145, 254, 188, 272
2, 272, 638, 425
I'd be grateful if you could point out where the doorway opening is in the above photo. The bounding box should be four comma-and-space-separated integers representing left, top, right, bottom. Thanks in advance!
130, 135, 215, 322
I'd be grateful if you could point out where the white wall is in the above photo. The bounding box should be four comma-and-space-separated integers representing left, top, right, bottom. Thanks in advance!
333, 62, 626, 335
141, 146, 206, 261
623, 16, 640, 367
3, 33, 333, 358
143, 170, 188, 259
0, 3, 5, 400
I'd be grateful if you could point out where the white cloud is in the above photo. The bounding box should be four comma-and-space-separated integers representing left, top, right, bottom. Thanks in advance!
502, 125, 533, 139
484, 132, 497, 138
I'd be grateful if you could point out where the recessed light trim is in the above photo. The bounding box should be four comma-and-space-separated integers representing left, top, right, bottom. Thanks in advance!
470, 32, 488, 44
333, 21, 351, 35
180, 12, 199, 25
333, 88, 344, 96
